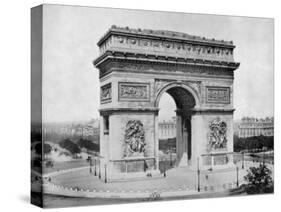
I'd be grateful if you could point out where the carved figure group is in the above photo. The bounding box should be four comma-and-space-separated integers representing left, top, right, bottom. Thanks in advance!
120, 85, 147, 99
124, 120, 146, 157
209, 118, 227, 150
101, 84, 111, 101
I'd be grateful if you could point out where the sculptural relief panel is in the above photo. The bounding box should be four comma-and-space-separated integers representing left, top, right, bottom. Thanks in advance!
139, 39, 150, 47
206, 86, 230, 104
118, 82, 150, 101
100, 83, 112, 104
123, 120, 146, 157
208, 117, 228, 151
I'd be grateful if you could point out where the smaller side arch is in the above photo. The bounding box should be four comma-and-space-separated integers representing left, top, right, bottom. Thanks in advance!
154, 82, 200, 108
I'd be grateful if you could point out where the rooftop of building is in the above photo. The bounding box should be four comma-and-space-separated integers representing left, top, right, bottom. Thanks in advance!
97, 25, 235, 48
241, 117, 274, 123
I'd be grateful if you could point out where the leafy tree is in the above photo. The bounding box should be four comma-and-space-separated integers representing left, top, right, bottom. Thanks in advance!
32, 157, 42, 167
45, 160, 54, 168
34, 143, 42, 155
43, 143, 52, 154
77, 138, 99, 152
159, 137, 176, 153
31, 131, 42, 143
59, 138, 81, 154
34, 143, 52, 155
92, 134, 100, 144
234, 135, 274, 152
244, 164, 273, 194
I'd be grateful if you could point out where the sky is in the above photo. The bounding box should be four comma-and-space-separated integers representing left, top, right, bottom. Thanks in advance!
42, 4, 274, 122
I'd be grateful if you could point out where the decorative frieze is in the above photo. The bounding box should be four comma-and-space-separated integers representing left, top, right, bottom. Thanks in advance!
140, 39, 150, 47
100, 83, 112, 103
99, 60, 235, 79
94, 26, 240, 77
206, 86, 230, 104
106, 34, 234, 62
118, 82, 150, 101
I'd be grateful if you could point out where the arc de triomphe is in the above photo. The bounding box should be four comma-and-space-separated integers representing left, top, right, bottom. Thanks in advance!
94, 26, 239, 180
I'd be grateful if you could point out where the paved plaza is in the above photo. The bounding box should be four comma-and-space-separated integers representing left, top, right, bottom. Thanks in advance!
39, 161, 274, 199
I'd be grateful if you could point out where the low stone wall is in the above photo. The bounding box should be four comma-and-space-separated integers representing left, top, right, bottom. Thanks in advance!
42, 179, 245, 199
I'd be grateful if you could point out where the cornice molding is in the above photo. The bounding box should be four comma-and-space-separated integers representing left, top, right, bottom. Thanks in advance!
94, 50, 240, 70
192, 108, 235, 115
99, 107, 234, 116
99, 107, 160, 116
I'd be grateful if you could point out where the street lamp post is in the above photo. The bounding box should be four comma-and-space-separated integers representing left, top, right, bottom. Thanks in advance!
197, 157, 200, 192
236, 166, 239, 187
89, 157, 93, 174
94, 158, 97, 176
104, 164, 107, 183
242, 152, 245, 169
163, 158, 166, 178
170, 149, 173, 167
98, 158, 101, 179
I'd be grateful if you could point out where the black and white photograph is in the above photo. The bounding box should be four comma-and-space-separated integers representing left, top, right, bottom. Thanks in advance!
29, 2, 274, 209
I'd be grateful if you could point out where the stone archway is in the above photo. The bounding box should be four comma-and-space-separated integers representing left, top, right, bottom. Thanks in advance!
93, 26, 239, 180
155, 83, 197, 167
155, 82, 200, 108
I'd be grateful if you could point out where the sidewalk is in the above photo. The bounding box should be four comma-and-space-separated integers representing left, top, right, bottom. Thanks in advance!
39, 162, 258, 199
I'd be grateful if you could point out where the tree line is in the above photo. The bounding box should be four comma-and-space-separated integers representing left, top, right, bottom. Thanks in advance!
33, 138, 99, 156
158, 135, 274, 153
58, 138, 99, 155
234, 135, 274, 152
159, 138, 176, 153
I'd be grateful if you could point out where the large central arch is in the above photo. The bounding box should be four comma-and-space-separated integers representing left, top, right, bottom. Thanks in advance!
156, 83, 198, 166
155, 82, 200, 108
94, 26, 239, 180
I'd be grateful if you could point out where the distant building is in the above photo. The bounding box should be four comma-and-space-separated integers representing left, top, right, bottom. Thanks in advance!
158, 117, 176, 139
237, 117, 274, 138
44, 119, 100, 139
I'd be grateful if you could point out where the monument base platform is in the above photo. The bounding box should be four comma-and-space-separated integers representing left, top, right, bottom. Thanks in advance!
106, 169, 162, 183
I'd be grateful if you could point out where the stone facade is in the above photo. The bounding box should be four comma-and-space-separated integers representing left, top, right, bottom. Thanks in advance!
158, 118, 176, 139
237, 117, 274, 138
93, 26, 239, 180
